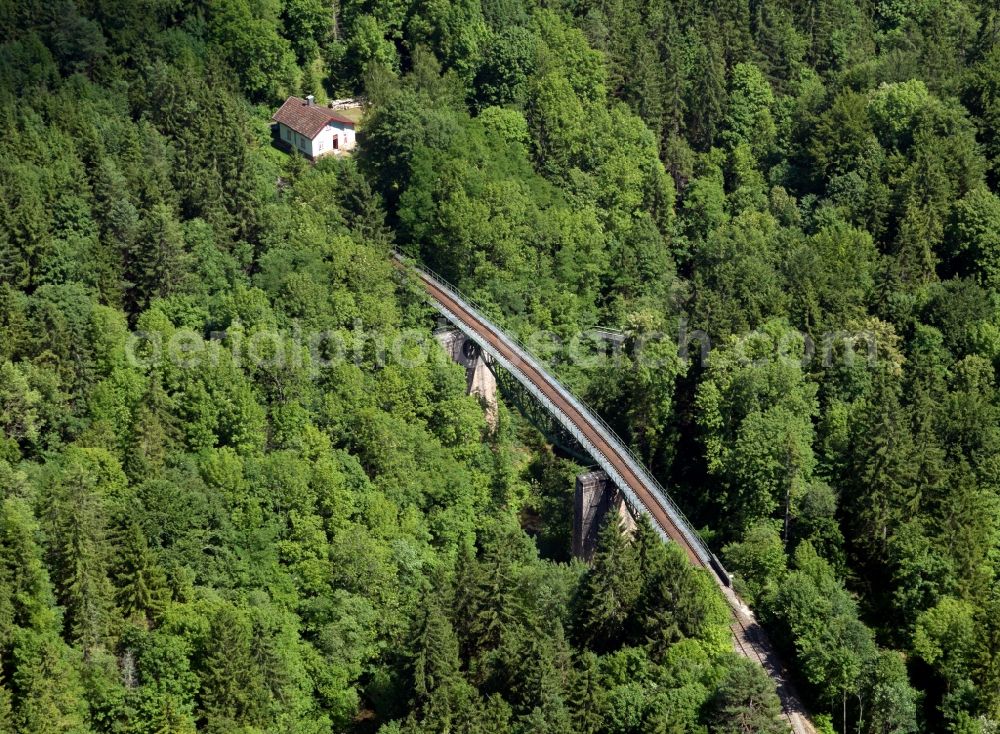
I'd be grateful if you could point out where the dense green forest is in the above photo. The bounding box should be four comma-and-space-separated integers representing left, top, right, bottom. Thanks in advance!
0, 0, 998, 732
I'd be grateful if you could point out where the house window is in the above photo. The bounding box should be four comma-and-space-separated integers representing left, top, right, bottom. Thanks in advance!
332, 137, 339, 150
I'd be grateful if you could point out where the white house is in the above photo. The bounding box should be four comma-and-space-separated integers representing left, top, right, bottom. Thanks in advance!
272, 95, 356, 160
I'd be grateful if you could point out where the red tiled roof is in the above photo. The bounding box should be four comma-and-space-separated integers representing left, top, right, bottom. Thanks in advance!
271, 96, 355, 139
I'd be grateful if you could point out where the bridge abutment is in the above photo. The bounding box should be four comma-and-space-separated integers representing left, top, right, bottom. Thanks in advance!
572, 470, 637, 561
434, 328, 498, 431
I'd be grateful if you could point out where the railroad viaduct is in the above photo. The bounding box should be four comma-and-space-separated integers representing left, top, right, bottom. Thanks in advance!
397, 253, 815, 734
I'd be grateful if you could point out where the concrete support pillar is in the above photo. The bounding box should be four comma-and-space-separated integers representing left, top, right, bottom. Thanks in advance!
434, 328, 498, 431
573, 470, 637, 561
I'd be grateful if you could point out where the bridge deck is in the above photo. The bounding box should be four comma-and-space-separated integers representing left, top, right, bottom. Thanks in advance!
398, 255, 814, 734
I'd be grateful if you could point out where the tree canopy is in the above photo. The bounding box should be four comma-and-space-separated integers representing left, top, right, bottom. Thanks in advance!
2, 0, 1000, 732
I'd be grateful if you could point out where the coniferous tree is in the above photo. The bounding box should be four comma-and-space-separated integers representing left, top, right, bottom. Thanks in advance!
451, 539, 481, 661
114, 522, 169, 626
44, 448, 121, 657
706, 658, 787, 734
569, 651, 606, 734
468, 525, 526, 654
125, 203, 188, 316
842, 373, 919, 566
407, 594, 481, 733
576, 516, 640, 652
197, 605, 265, 732
127, 370, 176, 471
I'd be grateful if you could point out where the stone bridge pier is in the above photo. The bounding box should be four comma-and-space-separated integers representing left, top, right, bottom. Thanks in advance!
434, 328, 498, 431
573, 470, 637, 561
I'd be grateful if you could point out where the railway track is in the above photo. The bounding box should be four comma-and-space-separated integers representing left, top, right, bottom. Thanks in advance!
396, 254, 815, 734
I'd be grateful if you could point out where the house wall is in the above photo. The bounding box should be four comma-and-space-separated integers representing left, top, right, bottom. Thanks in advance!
277, 123, 314, 157
277, 121, 356, 159
312, 126, 334, 157
335, 122, 357, 152
318, 122, 356, 155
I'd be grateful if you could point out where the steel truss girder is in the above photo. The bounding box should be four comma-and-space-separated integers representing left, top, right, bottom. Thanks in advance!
427, 299, 712, 566
487, 360, 595, 466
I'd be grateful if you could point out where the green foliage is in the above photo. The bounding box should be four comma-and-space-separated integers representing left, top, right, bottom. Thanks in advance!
724, 63, 777, 159
948, 187, 1000, 287
695, 321, 819, 535
722, 521, 788, 605
706, 658, 787, 734
575, 518, 641, 651
208, 0, 299, 102
2, 0, 1000, 732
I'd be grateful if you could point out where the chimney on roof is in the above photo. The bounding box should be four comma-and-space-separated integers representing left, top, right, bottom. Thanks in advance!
306, 94, 315, 106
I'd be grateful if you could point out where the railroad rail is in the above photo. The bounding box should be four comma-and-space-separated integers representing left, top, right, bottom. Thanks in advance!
394, 253, 719, 568
394, 252, 815, 734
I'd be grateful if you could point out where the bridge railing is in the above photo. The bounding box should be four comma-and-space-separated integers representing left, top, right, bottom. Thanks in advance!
393, 250, 721, 572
